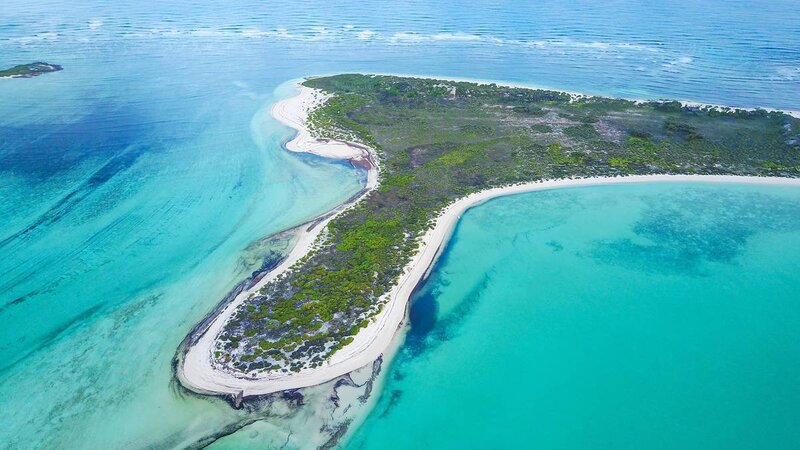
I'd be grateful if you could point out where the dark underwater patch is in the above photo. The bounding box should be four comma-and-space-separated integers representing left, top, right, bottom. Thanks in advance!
378, 390, 403, 418
0, 289, 41, 314
0, 102, 157, 180
546, 240, 564, 252
0, 146, 147, 249
0, 302, 104, 375
405, 288, 439, 355
0, 102, 165, 250
404, 268, 493, 358
588, 188, 800, 275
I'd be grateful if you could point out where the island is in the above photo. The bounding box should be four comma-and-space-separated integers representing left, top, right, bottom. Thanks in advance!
0, 62, 62, 79
178, 74, 800, 397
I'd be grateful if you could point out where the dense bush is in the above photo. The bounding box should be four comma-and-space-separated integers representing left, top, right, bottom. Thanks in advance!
216, 74, 800, 375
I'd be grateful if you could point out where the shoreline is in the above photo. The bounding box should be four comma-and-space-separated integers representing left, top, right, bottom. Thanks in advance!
178, 79, 800, 398
270, 84, 380, 169
315, 72, 800, 119
177, 82, 379, 396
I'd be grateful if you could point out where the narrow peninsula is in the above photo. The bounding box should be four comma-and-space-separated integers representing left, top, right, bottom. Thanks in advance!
0, 62, 62, 79
179, 74, 800, 396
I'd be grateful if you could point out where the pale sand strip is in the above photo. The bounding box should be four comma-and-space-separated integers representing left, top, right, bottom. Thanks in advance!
271, 85, 377, 162
178, 84, 378, 395
364, 72, 800, 118
179, 83, 800, 397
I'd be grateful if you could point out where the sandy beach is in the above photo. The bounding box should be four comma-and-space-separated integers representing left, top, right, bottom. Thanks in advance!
178, 83, 379, 396
270, 85, 379, 164
357, 72, 800, 119
178, 81, 800, 397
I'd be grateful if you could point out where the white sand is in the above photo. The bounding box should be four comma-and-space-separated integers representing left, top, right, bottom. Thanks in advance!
178, 83, 378, 395
360, 72, 800, 118
179, 82, 800, 397
271, 85, 378, 162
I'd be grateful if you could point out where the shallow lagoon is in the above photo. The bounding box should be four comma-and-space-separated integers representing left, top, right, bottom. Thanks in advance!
348, 183, 800, 449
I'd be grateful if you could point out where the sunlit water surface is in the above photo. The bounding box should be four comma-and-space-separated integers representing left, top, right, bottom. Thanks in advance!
1, 1, 799, 448
347, 183, 800, 449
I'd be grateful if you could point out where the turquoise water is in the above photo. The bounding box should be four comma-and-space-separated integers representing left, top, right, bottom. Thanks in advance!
348, 183, 800, 449
2, 0, 800, 448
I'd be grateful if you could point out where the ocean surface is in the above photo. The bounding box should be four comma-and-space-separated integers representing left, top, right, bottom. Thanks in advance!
347, 183, 800, 449
1, 1, 799, 448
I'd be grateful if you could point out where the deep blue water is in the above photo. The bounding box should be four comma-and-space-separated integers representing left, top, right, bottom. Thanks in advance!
1, 1, 799, 448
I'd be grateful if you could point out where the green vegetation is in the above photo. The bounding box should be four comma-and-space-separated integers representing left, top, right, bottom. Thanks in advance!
0, 62, 62, 78
530, 123, 553, 133
216, 74, 800, 374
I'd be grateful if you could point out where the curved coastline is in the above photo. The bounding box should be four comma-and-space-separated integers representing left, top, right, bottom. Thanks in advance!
178, 79, 800, 397
177, 83, 379, 396
347, 72, 800, 119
